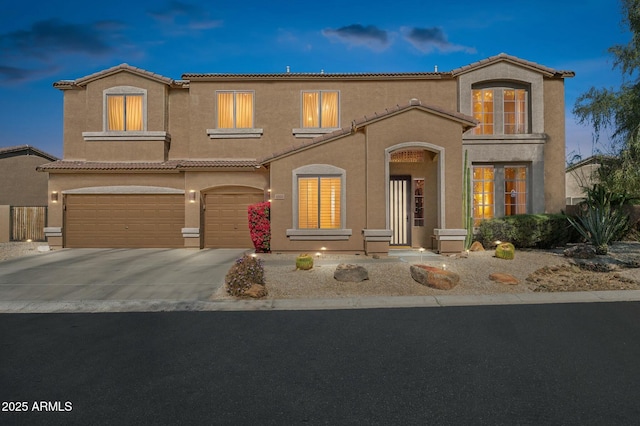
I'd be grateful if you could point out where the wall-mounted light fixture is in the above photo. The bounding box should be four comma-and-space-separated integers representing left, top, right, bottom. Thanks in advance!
51, 191, 58, 203
188, 190, 197, 203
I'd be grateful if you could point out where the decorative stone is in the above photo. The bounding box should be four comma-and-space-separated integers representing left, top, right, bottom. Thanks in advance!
469, 241, 485, 252
243, 284, 268, 298
489, 273, 519, 285
563, 244, 596, 259
334, 264, 369, 282
410, 265, 460, 290
495, 242, 515, 260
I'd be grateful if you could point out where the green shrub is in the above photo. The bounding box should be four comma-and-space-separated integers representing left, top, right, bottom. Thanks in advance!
225, 255, 265, 297
476, 214, 577, 249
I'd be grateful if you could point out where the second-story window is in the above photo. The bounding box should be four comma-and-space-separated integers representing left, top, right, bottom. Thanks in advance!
302, 91, 339, 128
105, 87, 145, 132
472, 86, 528, 135
217, 91, 254, 129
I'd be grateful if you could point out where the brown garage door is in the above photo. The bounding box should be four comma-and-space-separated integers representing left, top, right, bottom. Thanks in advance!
65, 194, 185, 248
204, 189, 264, 248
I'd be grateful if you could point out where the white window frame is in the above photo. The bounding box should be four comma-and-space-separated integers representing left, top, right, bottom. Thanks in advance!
293, 90, 340, 138
82, 86, 168, 142
471, 83, 530, 136
207, 90, 263, 139
287, 164, 352, 240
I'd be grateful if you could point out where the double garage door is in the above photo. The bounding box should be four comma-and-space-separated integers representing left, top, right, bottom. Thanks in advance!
65, 194, 184, 248
64, 190, 264, 248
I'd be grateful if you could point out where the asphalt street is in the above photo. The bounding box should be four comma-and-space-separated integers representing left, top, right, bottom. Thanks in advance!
2, 302, 640, 425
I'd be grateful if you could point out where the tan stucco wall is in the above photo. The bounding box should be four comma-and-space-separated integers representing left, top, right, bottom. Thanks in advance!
543, 78, 567, 213
0, 155, 51, 206
268, 109, 465, 253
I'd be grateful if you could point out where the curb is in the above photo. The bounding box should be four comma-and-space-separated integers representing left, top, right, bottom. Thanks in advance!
2, 290, 640, 313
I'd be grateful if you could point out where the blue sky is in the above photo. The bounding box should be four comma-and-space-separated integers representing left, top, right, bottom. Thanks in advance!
0, 0, 630, 160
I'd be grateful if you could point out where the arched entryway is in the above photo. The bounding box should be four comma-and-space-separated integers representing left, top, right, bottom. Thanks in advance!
385, 143, 444, 248
203, 186, 265, 248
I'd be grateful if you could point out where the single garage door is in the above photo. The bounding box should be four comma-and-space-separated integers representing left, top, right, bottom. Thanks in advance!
204, 189, 264, 248
65, 194, 185, 248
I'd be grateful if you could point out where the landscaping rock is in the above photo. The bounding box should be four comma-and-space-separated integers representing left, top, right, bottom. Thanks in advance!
563, 244, 596, 259
489, 273, 519, 285
243, 284, 268, 298
410, 265, 460, 290
334, 264, 369, 282
469, 241, 485, 251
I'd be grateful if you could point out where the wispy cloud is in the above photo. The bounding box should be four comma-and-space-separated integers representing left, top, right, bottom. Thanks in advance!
148, 1, 222, 33
403, 26, 476, 54
0, 18, 126, 83
322, 24, 390, 50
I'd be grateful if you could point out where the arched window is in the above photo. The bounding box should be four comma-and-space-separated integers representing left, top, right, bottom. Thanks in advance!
472, 82, 530, 136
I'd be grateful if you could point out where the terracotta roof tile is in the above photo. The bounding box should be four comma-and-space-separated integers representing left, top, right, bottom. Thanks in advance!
37, 159, 259, 172
259, 98, 477, 164
53, 64, 188, 89
450, 53, 574, 78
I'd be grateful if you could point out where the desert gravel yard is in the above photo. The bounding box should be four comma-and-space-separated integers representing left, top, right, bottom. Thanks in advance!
213, 242, 640, 300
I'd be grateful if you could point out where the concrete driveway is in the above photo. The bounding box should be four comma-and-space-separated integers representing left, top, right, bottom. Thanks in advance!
0, 248, 250, 302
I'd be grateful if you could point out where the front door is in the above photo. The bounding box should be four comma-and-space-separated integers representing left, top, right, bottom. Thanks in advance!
389, 175, 411, 246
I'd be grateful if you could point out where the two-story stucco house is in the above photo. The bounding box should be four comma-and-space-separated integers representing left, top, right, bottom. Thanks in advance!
39, 53, 573, 254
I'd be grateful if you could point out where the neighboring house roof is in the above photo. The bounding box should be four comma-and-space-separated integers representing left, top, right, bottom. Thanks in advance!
566, 154, 612, 172
36, 159, 260, 172
53, 64, 189, 89
0, 144, 59, 162
450, 53, 575, 78
260, 98, 477, 164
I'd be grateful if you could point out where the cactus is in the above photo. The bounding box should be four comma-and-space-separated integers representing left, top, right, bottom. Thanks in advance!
462, 150, 474, 249
495, 242, 516, 260
296, 253, 314, 270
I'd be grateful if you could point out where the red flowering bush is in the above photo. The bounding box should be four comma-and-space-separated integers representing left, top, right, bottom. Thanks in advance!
248, 201, 271, 253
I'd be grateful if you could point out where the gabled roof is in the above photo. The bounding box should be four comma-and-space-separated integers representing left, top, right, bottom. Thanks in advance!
0, 145, 59, 162
36, 159, 260, 172
260, 98, 477, 164
183, 71, 446, 81
566, 154, 613, 172
451, 53, 575, 78
53, 64, 189, 90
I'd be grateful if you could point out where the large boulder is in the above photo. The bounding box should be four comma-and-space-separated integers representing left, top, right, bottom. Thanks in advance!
334, 264, 369, 282
489, 273, 519, 285
563, 244, 596, 259
410, 265, 460, 290
469, 241, 485, 252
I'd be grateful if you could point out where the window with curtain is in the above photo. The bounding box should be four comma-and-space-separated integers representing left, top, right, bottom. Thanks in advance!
298, 176, 341, 229
217, 91, 254, 129
504, 166, 527, 216
472, 166, 495, 226
302, 91, 339, 128
107, 94, 143, 131
472, 86, 528, 135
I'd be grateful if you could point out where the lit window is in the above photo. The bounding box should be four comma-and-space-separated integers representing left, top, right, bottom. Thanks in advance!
504, 167, 527, 216
473, 166, 495, 226
472, 87, 528, 135
107, 94, 143, 131
298, 176, 341, 229
472, 89, 494, 135
217, 91, 254, 129
302, 91, 339, 128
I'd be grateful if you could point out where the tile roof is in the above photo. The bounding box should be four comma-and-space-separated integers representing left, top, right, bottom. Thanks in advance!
450, 53, 575, 78
0, 144, 59, 161
53, 64, 189, 89
182, 71, 445, 81
36, 159, 260, 172
259, 98, 477, 164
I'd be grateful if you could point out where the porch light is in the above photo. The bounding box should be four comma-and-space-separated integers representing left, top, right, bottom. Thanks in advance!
51, 191, 58, 203
188, 190, 197, 203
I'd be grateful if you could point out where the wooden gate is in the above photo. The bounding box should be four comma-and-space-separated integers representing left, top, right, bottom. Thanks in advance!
11, 206, 46, 241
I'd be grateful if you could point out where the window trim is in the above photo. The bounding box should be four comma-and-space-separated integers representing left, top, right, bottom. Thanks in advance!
82, 86, 170, 142
287, 164, 352, 240
472, 163, 530, 226
293, 90, 340, 138
207, 90, 263, 139
471, 83, 530, 136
